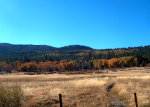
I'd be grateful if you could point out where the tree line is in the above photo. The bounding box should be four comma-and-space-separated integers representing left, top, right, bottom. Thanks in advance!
0, 56, 147, 72
0, 45, 150, 72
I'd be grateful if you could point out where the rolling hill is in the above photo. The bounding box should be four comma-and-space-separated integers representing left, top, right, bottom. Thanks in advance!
0, 43, 150, 63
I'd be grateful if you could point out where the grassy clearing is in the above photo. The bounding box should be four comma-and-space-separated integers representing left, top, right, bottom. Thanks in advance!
0, 67, 150, 106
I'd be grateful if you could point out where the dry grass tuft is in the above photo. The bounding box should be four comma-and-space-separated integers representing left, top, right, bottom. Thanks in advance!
0, 83, 24, 107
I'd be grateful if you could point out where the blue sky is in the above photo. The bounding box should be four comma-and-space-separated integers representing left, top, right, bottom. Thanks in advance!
0, 0, 149, 49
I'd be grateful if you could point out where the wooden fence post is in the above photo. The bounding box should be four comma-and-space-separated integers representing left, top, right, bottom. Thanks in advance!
59, 94, 63, 107
134, 93, 138, 107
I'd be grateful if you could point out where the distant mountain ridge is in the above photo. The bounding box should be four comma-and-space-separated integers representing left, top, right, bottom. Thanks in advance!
59, 45, 92, 50
0, 43, 149, 51
0, 43, 92, 51
0, 43, 150, 63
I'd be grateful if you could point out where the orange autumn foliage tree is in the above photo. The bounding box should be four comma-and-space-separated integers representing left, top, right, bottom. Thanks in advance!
94, 60, 108, 69
94, 56, 138, 68
18, 62, 38, 72
16, 56, 138, 72
38, 61, 54, 72
60, 62, 74, 71
0, 61, 12, 72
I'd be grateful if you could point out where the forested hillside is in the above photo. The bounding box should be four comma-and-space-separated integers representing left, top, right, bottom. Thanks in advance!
0, 43, 150, 72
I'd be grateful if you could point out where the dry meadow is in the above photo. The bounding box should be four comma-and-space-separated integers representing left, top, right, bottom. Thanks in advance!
0, 67, 150, 107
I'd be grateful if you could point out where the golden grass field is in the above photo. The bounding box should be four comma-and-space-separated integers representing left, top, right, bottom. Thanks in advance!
0, 67, 150, 107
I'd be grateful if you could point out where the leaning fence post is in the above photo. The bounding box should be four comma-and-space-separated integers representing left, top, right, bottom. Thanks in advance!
59, 94, 63, 107
134, 93, 138, 107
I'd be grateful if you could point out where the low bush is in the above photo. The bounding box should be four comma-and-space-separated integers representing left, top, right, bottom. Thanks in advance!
0, 83, 24, 107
